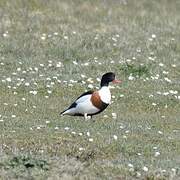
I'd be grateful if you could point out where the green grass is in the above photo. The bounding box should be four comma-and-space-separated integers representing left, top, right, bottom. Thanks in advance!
0, 0, 180, 179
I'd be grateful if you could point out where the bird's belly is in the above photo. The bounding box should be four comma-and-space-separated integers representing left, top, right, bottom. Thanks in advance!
76, 101, 99, 115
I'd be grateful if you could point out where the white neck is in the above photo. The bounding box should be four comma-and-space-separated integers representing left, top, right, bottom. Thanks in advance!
98, 86, 111, 104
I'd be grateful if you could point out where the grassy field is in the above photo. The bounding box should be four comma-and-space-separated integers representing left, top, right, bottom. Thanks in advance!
0, 0, 180, 179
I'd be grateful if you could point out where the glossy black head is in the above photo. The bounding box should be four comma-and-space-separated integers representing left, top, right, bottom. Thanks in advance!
100, 72, 115, 87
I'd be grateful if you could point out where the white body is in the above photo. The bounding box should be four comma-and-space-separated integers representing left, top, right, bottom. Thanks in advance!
62, 86, 111, 116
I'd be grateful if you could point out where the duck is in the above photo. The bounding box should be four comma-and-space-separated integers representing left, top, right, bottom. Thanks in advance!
60, 72, 121, 119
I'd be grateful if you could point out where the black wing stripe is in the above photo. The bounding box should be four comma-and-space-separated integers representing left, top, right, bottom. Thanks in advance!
75, 90, 94, 101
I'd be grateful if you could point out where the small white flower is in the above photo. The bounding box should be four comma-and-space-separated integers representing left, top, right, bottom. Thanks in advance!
169, 90, 178, 94
171, 64, 176, 67
163, 71, 169, 74
149, 38, 153, 41
87, 78, 93, 83
152, 34, 156, 38
88, 84, 94, 89
113, 135, 118, 140
142, 166, 148, 172
79, 147, 84, 151
64, 127, 70, 131
30, 90, 38, 95
164, 77, 172, 83
171, 168, 176, 173
34, 67, 38, 71
136, 172, 141, 177
155, 151, 160, 157
56, 62, 62, 67
47, 90, 52, 94
96, 78, 101, 82
17, 67, 21, 71
112, 37, 117, 42
54, 32, 58, 36
128, 75, 135, 81
158, 130, 163, 135
89, 138, 93, 142
81, 74, 86, 78
84, 62, 89, 66
153, 146, 158, 150
87, 132, 90, 136
112, 113, 117, 119
6, 77, 11, 82
25, 82, 30, 86
54, 126, 59, 130
41, 36, 46, 40
148, 56, 155, 61
128, 163, 134, 168
163, 92, 169, 96
73, 61, 78, 65
3, 33, 8, 37
120, 125, 124, 129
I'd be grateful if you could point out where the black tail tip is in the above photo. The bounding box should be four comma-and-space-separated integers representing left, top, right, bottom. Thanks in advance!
60, 111, 65, 116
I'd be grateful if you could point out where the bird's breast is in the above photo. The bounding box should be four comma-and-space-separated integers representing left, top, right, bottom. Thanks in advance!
90, 90, 109, 110
98, 86, 111, 104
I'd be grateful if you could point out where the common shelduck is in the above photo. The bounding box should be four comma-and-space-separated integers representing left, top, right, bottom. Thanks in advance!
60, 72, 121, 119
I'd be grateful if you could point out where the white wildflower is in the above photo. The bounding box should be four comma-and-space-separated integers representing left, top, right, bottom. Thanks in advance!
113, 135, 118, 140
6, 77, 11, 82
64, 127, 70, 131
152, 34, 156, 38
155, 151, 160, 157
142, 166, 148, 172
88, 84, 93, 89
89, 138, 93, 142
112, 113, 117, 119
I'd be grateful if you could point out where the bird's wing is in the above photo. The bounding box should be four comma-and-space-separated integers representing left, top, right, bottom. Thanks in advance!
75, 90, 94, 104
60, 90, 94, 115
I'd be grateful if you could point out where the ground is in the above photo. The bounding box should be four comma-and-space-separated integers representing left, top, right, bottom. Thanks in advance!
0, 0, 180, 179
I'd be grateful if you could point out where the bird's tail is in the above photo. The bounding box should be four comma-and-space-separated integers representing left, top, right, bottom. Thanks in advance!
60, 109, 67, 116
60, 107, 74, 116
